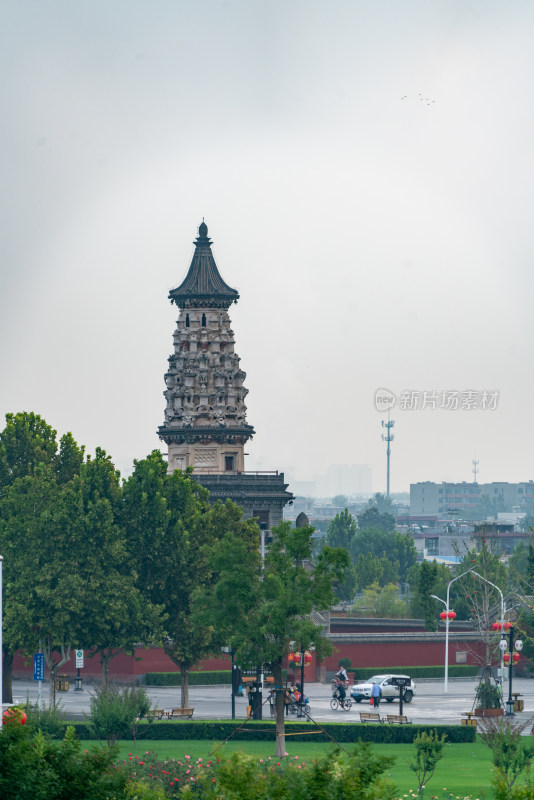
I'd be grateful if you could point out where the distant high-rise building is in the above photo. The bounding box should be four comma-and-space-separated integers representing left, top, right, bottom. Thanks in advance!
410, 480, 534, 517
158, 221, 292, 528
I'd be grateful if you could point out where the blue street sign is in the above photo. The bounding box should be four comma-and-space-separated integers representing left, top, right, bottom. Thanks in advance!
34, 653, 45, 681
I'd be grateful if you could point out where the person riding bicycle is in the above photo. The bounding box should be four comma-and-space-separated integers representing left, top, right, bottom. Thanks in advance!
335, 666, 348, 701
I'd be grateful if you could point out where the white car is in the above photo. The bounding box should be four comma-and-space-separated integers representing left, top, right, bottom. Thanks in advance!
351, 674, 416, 704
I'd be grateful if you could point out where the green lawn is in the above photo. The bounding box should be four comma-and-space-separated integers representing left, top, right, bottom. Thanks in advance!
82, 739, 496, 798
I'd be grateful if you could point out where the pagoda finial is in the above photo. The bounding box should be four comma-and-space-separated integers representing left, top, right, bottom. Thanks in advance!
198, 219, 208, 238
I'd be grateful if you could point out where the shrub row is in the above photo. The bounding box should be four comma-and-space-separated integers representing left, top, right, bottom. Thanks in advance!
144, 669, 288, 686
69, 719, 475, 744
145, 670, 231, 686
350, 665, 478, 680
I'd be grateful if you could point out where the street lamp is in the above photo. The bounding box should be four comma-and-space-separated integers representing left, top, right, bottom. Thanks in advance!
470, 571, 506, 678
431, 566, 475, 693
288, 643, 313, 718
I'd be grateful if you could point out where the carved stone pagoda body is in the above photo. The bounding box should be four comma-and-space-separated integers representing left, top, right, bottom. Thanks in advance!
159, 221, 292, 528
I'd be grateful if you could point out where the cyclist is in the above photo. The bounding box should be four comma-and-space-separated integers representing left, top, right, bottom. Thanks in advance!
335, 666, 348, 701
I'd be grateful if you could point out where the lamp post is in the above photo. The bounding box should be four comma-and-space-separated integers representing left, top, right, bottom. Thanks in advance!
432, 567, 475, 693
289, 644, 313, 717
221, 646, 236, 720
502, 628, 523, 717
470, 570, 506, 678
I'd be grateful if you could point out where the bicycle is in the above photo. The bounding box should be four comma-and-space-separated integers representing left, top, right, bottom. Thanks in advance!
330, 695, 352, 711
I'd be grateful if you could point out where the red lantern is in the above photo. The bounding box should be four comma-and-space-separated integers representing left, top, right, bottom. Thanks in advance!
504, 622, 513, 630
304, 651, 312, 665
293, 652, 302, 666
513, 653, 520, 663
288, 652, 294, 662
503, 652, 511, 664
2, 708, 27, 726
492, 622, 502, 631
448, 611, 456, 620
440, 611, 447, 620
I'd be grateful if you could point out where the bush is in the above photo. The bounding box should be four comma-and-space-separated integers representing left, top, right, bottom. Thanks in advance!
349, 665, 478, 680
0, 723, 131, 800
87, 684, 151, 746
118, 744, 397, 800
23, 700, 66, 738
67, 719, 476, 744
338, 657, 352, 670
478, 717, 534, 794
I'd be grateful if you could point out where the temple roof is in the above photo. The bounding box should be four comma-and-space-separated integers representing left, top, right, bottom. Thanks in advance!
169, 221, 240, 308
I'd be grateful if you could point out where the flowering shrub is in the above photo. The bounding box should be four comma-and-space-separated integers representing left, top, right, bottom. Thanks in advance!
117, 742, 397, 799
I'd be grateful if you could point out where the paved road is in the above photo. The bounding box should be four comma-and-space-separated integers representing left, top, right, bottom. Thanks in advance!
9, 677, 534, 728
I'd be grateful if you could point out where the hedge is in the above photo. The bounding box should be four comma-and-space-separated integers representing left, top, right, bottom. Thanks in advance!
68, 719, 475, 744
145, 670, 231, 686
349, 665, 478, 680
145, 670, 287, 686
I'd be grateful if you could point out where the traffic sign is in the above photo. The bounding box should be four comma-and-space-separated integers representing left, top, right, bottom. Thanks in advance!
75, 649, 84, 668
34, 653, 45, 681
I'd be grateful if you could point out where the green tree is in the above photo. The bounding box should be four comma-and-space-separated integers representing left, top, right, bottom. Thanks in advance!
203, 520, 349, 756
478, 717, 534, 794
326, 509, 358, 602
351, 582, 408, 618
357, 506, 396, 533
122, 451, 255, 709
365, 492, 395, 515
332, 494, 349, 508
350, 528, 416, 582
0, 411, 58, 493
87, 684, 151, 747
71, 450, 166, 688
0, 412, 63, 702
326, 508, 357, 549
410, 560, 439, 630
409, 728, 447, 796
0, 463, 82, 706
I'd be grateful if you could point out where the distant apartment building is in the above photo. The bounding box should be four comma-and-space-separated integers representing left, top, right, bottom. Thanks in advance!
410, 481, 534, 517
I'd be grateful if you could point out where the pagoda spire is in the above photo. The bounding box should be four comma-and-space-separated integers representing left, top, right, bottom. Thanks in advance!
169, 221, 239, 309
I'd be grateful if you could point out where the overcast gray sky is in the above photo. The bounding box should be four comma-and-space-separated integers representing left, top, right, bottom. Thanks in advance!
2, 0, 534, 493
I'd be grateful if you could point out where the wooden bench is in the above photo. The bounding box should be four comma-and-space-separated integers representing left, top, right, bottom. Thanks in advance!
360, 712, 382, 723
386, 714, 411, 725
146, 709, 165, 720
167, 708, 194, 719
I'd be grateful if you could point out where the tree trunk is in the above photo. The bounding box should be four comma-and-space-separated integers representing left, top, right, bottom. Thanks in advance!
273, 662, 286, 757
44, 641, 71, 707
49, 664, 57, 708
180, 664, 189, 708
2, 646, 14, 704
101, 651, 111, 692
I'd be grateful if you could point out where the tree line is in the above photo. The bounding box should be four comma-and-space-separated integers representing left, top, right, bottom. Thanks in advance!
0, 412, 347, 756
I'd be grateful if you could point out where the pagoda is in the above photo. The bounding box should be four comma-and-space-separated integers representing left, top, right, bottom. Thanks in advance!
159, 221, 292, 528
